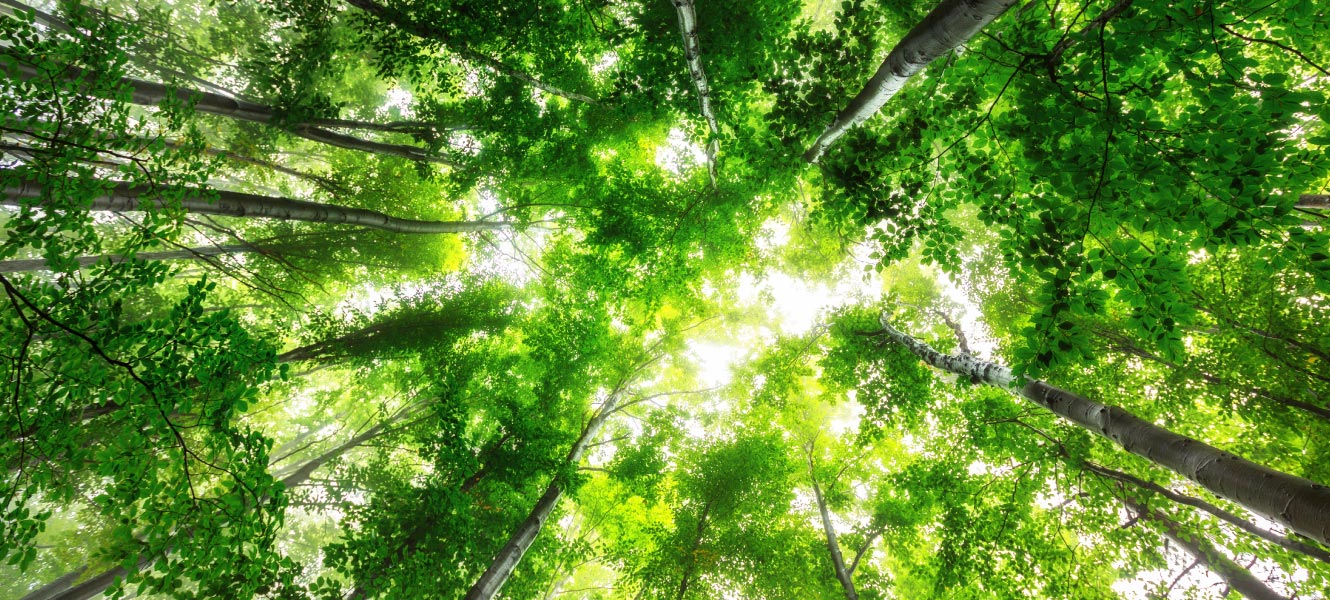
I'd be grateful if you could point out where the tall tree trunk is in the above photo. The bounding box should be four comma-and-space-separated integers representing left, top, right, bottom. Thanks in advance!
0, 245, 250, 273
4, 60, 457, 165
876, 316, 1330, 546
342, 0, 599, 106
1084, 461, 1330, 565
4, 177, 509, 234
463, 390, 625, 600
668, 0, 719, 187
30, 556, 153, 600
803, 0, 1018, 163
1297, 194, 1329, 209
1122, 498, 1289, 600
34, 412, 410, 600
17, 564, 87, 600
674, 499, 713, 600
810, 476, 858, 600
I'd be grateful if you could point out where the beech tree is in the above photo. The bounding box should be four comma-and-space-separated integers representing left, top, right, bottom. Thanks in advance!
3, 0, 1329, 597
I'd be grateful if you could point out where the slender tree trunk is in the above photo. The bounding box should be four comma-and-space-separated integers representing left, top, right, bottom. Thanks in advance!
35, 413, 409, 600
674, 499, 713, 600
4, 60, 457, 165
1297, 194, 1329, 209
803, 0, 1018, 163
669, 0, 719, 186
877, 316, 1330, 546
1084, 461, 1330, 565
810, 476, 858, 600
0, 245, 250, 273
4, 177, 509, 234
18, 564, 87, 600
34, 556, 152, 600
1122, 498, 1289, 600
463, 390, 625, 600
342, 0, 599, 106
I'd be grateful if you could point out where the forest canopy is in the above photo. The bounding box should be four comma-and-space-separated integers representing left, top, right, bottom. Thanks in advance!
1, 0, 1328, 598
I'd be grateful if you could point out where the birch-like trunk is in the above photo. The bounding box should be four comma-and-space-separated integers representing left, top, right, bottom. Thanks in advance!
5, 61, 456, 165
4, 177, 509, 234
1123, 498, 1289, 600
811, 477, 858, 600
669, 0, 719, 186
803, 0, 1018, 163
878, 316, 1330, 546
342, 0, 599, 106
463, 390, 625, 600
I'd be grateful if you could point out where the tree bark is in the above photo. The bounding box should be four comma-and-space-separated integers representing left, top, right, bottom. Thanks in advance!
1123, 498, 1289, 600
34, 556, 152, 600
463, 389, 625, 600
342, 0, 599, 106
4, 60, 457, 165
877, 316, 1330, 546
1085, 461, 1330, 565
4, 177, 509, 234
810, 475, 858, 600
17, 564, 87, 600
1296, 194, 1329, 209
803, 0, 1018, 163
669, 0, 719, 186
0, 245, 251, 273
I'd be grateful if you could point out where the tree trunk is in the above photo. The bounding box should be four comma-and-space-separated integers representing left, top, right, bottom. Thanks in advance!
0, 245, 251, 273
34, 556, 152, 600
803, 0, 1018, 163
4, 60, 457, 165
17, 564, 87, 600
463, 389, 625, 600
674, 499, 713, 600
35, 413, 409, 600
877, 316, 1330, 546
1085, 461, 1330, 565
1297, 194, 1329, 209
4, 177, 509, 234
342, 0, 599, 106
669, 0, 719, 186
1123, 498, 1289, 600
811, 476, 858, 600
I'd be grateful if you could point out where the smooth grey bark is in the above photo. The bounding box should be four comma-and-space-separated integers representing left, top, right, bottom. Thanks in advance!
877, 316, 1330, 546
463, 389, 626, 600
803, 0, 1018, 163
343, 0, 599, 106
37, 413, 408, 600
35, 556, 152, 600
669, 0, 719, 186
808, 464, 858, 600
0, 245, 250, 273
1297, 194, 1329, 209
1085, 461, 1330, 565
1123, 498, 1289, 600
5, 61, 457, 166
4, 177, 509, 234
17, 564, 87, 600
